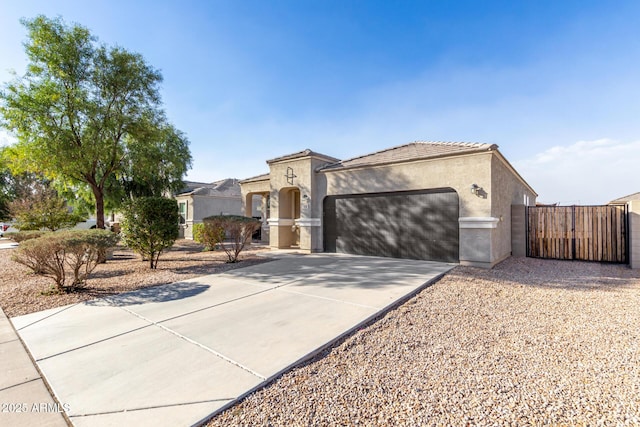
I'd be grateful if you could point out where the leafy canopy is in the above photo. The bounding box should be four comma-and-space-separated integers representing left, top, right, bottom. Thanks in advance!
0, 16, 192, 227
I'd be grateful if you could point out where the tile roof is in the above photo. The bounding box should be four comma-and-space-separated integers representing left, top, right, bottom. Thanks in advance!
176, 178, 241, 197
239, 173, 271, 183
318, 141, 496, 171
266, 149, 340, 164
609, 191, 640, 204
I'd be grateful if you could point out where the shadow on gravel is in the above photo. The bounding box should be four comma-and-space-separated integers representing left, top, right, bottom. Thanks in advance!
85, 282, 210, 307
89, 269, 131, 279
457, 256, 640, 292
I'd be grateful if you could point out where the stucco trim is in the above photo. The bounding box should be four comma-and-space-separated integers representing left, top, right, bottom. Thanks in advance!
268, 218, 295, 226
459, 217, 500, 229
295, 218, 321, 227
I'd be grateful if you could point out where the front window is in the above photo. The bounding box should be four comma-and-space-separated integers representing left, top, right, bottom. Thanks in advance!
178, 201, 187, 225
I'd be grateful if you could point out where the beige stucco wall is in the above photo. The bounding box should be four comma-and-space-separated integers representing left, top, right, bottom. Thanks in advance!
322, 152, 493, 218
490, 154, 537, 264
176, 194, 243, 240
241, 179, 270, 201
192, 195, 242, 219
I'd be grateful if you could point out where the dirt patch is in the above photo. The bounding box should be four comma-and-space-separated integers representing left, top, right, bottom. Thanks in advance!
0, 239, 270, 317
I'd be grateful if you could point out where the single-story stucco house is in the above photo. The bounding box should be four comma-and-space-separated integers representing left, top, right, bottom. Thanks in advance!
240, 141, 537, 268
176, 178, 248, 239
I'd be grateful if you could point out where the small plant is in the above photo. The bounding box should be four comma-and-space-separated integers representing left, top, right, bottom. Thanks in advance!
201, 215, 261, 263
192, 222, 225, 251
11, 229, 119, 292
120, 197, 179, 269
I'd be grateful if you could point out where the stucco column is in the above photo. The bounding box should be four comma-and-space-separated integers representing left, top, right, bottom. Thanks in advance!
260, 194, 269, 243
458, 217, 500, 268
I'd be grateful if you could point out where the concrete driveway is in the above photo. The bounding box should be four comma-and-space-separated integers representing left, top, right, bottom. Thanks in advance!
11, 253, 454, 427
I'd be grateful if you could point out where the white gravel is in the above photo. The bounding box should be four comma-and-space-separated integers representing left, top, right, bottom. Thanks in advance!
207, 257, 640, 426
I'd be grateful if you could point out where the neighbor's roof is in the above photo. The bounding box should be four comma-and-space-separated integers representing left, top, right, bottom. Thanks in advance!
176, 178, 240, 197
318, 141, 496, 171
609, 191, 640, 204
266, 149, 340, 165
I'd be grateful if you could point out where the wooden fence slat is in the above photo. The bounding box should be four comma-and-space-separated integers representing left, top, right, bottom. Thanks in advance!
527, 205, 627, 263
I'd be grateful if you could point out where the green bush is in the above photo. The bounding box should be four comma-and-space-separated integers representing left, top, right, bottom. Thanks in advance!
5, 230, 49, 242
201, 215, 261, 263
192, 222, 225, 251
9, 186, 86, 231
11, 229, 119, 292
120, 197, 179, 269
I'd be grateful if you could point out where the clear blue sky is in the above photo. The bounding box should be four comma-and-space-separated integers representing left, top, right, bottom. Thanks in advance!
1, 1, 639, 204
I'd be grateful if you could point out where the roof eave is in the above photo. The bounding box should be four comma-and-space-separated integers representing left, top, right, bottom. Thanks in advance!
239, 173, 271, 184
317, 145, 497, 173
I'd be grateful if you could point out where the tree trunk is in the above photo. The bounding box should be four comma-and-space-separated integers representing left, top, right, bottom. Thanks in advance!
93, 186, 106, 229
90, 184, 107, 263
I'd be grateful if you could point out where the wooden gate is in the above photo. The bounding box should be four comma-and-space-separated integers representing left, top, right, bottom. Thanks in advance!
527, 205, 628, 263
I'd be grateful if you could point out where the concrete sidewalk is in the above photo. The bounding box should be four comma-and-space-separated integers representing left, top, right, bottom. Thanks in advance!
0, 308, 68, 427
10, 253, 454, 426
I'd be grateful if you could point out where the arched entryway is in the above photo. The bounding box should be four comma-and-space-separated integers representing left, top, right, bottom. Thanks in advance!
244, 192, 270, 243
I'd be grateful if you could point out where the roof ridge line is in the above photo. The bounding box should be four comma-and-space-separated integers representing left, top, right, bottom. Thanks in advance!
324, 141, 490, 168
324, 142, 425, 168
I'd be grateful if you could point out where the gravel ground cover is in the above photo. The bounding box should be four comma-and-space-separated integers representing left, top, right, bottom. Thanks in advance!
0, 239, 269, 317
208, 257, 640, 426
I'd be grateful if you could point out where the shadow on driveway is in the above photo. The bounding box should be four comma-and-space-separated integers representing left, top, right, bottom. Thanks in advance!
85, 282, 210, 307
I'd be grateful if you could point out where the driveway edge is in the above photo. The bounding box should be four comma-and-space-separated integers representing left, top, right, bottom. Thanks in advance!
195, 267, 452, 426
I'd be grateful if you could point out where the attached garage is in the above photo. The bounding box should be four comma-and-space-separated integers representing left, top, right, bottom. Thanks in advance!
323, 188, 459, 262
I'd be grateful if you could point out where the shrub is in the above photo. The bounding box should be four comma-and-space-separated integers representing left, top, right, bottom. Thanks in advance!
192, 222, 225, 251
9, 185, 86, 231
120, 197, 179, 269
5, 230, 49, 242
201, 215, 261, 263
11, 229, 119, 292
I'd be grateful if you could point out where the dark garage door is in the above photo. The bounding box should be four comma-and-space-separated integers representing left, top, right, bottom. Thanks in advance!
323, 188, 459, 262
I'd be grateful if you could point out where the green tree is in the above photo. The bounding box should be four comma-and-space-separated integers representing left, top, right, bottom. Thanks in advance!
120, 197, 179, 269
0, 16, 192, 228
9, 179, 86, 231
0, 164, 15, 221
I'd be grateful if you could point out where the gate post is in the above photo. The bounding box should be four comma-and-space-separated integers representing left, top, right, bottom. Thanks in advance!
511, 205, 527, 257
629, 200, 640, 269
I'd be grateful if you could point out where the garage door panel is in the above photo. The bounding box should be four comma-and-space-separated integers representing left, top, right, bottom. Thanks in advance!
324, 189, 459, 262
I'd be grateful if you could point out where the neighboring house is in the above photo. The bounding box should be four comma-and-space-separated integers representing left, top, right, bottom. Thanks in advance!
608, 192, 640, 205
608, 192, 640, 270
175, 178, 248, 239
240, 141, 537, 268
